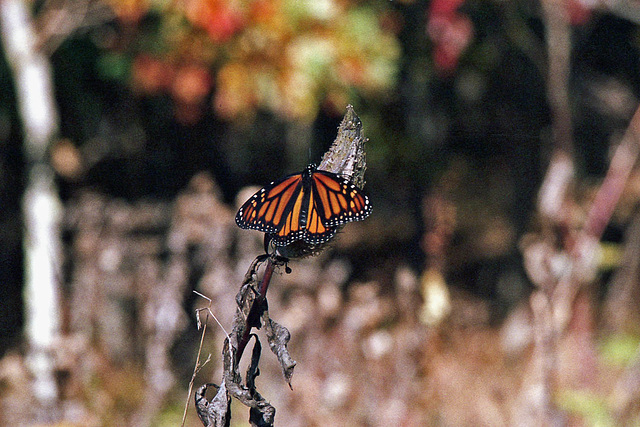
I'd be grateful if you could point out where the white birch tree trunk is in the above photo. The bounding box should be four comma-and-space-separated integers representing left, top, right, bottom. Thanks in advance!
0, 0, 62, 421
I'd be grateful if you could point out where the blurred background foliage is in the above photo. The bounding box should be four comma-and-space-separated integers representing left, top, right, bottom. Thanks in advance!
2, 0, 640, 424
48, 0, 401, 199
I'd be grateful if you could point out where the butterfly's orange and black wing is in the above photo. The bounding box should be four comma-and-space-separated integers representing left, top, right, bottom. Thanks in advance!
236, 166, 371, 247
235, 172, 306, 243
293, 175, 340, 245
292, 170, 371, 245
310, 171, 371, 229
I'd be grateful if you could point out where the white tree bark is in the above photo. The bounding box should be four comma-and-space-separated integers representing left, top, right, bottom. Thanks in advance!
0, 0, 62, 421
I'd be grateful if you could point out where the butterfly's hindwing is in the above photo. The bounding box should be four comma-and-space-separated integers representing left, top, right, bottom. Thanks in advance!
301, 181, 338, 244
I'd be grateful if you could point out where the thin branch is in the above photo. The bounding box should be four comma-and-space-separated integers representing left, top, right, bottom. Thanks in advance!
35, 0, 114, 55
517, 0, 574, 424
541, 0, 573, 155
584, 106, 640, 239
183, 291, 228, 427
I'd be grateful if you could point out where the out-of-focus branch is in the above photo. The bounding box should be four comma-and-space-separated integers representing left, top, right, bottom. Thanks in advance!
537, 0, 574, 224
519, 102, 640, 423
519, 0, 640, 418
0, 0, 62, 422
516, 0, 574, 424
606, 211, 640, 422
603, 210, 640, 331
0, 0, 58, 161
584, 107, 640, 238
35, 0, 114, 55
542, 0, 573, 156
552, 106, 640, 330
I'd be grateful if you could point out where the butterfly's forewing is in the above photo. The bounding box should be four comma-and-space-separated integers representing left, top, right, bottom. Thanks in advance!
311, 171, 371, 228
235, 173, 304, 235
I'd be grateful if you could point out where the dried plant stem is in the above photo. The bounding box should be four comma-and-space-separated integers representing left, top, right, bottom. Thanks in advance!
182, 317, 209, 427
194, 255, 291, 426
237, 258, 277, 361
182, 292, 224, 427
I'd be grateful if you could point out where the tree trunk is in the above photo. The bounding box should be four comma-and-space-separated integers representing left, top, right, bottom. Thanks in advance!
0, 0, 62, 422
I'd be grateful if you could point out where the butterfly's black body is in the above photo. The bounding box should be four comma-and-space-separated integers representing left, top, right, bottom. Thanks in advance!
295, 165, 314, 228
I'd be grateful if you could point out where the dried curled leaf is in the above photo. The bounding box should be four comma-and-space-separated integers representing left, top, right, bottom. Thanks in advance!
224, 336, 275, 426
262, 312, 297, 389
197, 337, 275, 426
194, 382, 231, 427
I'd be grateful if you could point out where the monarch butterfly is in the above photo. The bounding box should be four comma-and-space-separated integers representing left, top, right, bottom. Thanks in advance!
236, 164, 371, 246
